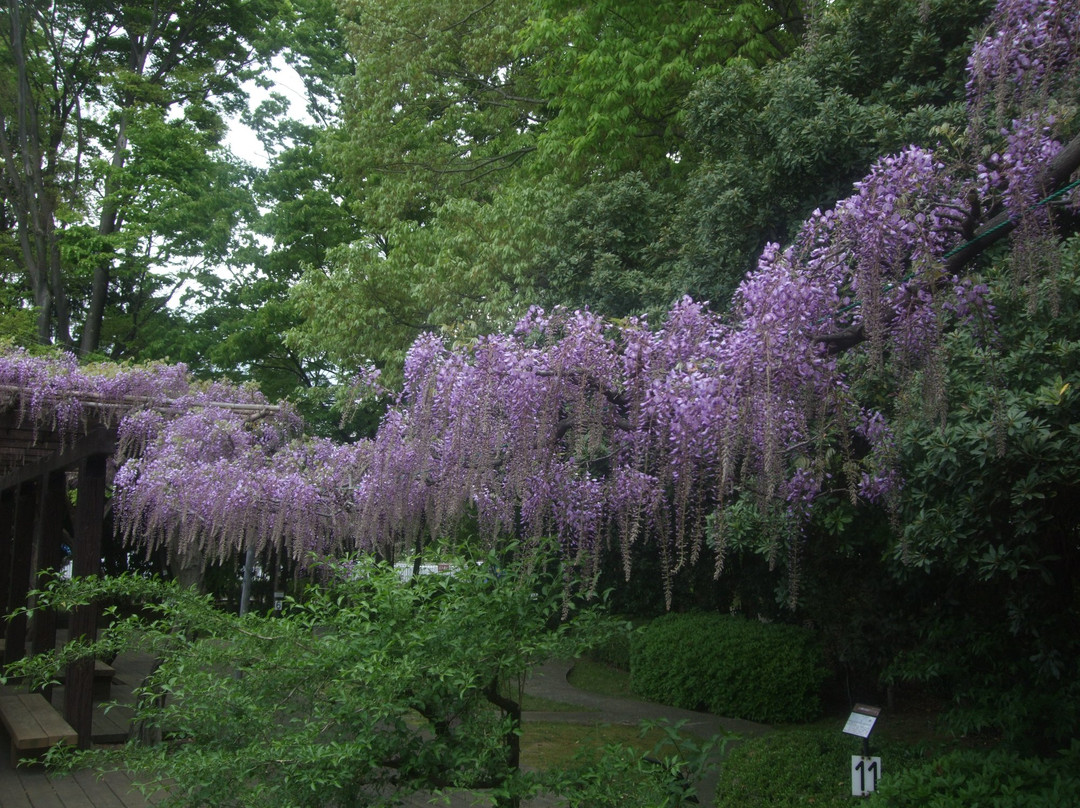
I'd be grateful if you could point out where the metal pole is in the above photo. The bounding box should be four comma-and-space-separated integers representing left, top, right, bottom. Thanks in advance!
239, 545, 256, 616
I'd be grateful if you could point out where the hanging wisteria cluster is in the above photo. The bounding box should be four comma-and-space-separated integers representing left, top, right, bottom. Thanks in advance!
1, 0, 1078, 593
967, 0, 1080, 127
114, 410, 376, 562
967, 0, 1080, 233
0, 350, 349, 560
0, 349, 192, 439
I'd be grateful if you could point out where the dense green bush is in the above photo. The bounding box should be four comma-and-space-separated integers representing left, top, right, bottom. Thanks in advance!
870, 744, 1080, 807
630, 613, 826, 723
714, 727, 926, 808
714, 728, 858, 808
583, 620, 635, 670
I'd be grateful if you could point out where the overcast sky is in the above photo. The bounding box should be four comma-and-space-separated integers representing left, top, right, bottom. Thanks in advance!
224, 56, 310, 168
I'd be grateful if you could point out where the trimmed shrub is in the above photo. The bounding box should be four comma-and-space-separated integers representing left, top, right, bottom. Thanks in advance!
870, 743, 1080, 807
713, 726, 927, 807
714, 728, 857, 808
630, 612, 826, 723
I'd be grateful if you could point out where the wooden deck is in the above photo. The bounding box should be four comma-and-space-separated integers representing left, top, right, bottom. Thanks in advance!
0, 648, 160, 807
0, 764, 158, 808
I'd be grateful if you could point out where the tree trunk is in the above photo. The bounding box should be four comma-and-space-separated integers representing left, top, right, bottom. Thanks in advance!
1, 0, 76, 347
81, 94, 133, 355
483, 678, 522, 808
169, 544, 206, 593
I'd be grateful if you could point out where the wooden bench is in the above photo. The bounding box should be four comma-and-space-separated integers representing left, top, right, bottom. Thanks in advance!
0, 693, 77, 766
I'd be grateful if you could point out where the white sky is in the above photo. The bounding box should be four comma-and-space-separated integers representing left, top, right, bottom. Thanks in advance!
224, 56, 310, 168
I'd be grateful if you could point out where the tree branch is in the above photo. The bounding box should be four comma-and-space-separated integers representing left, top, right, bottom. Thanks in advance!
816, 129, 1080, 354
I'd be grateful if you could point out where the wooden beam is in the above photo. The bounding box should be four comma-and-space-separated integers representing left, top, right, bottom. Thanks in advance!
0, 385, 280, 417
0, 426, 115, 494
0, 491, 12, 626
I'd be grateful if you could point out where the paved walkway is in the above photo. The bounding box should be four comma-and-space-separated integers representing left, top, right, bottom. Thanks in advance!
1, 656, 769, 807
525, 658, 770, 741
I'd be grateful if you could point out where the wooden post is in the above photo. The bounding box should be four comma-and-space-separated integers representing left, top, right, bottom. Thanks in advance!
3, 481, 38, 667
31, 472, 66, 697
0, 490, 13, 627
64, 453, 107, 749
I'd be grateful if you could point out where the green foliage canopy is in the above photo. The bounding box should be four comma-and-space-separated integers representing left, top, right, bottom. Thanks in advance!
0, 0, 290, 353
11, 551, 616, 808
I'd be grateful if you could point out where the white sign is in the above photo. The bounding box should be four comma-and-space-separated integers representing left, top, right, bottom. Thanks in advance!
851, 755, 882, 796
843, 704, 880, 738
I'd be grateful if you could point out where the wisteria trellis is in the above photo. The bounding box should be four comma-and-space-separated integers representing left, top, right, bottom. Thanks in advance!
2, 0, 1078, 597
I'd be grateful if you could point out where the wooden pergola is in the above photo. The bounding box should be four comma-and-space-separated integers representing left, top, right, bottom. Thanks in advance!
0, 390, 280, 749
0, 407, 115, 748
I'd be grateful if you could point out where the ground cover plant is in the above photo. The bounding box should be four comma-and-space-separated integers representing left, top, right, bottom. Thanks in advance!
712, 725, 928, 808
548, 718, 726, 808
710, 727, 1080, 808
567, 659, 634, 699
522, 720, 686, 771
869, 743, 1080, 807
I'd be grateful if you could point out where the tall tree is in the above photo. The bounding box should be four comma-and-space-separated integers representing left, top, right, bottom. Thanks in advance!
674, 0, 995, 306
285, 0, 544, 375
169, 0, 370, 436
0, 0, 287, 353
520, 0, 806, 180
288, 0, 814, 374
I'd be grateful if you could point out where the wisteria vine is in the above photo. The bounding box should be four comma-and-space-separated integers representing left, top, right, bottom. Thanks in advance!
334, 0, 1080, 594
1, 0, 1078, 599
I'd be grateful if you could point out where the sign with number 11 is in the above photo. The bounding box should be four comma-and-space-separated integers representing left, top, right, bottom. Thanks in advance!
852, 755, 881, 796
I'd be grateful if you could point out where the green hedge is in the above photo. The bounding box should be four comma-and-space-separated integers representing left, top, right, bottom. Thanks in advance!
713, 726, 930, 808
713, 730, 1080, 808
715, 728, 863, 808
870, 744, 1080, 807
630, 612, 826, 723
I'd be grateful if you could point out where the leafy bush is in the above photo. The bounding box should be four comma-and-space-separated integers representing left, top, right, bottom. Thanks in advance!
11, 550, 617, 808
549, 744, 686, 807
870, 743, 1080, 807
714, 728, 855, 808
714, 726, 925, 808
583, 620, 634, 670
550, 718, 725, 807
883, 248, 1080, 753
631, 613, 826, 723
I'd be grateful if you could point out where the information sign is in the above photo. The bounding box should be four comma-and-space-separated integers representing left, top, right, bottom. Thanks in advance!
843, 704, 880, 738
